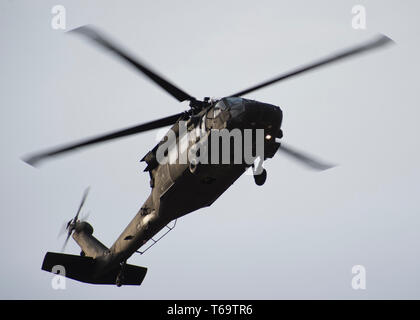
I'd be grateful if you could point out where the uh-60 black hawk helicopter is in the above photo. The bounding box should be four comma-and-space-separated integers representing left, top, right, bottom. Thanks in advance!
23, 26, 393, 286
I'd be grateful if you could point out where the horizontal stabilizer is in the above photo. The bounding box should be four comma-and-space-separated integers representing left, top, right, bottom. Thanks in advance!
42, 252, 147, 286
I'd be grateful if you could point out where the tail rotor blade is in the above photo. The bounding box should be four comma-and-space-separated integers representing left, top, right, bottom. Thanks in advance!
74, 187, 90, 222
61, 233, 71, 252
57, 222, 68, 239
59, 188, 90, 251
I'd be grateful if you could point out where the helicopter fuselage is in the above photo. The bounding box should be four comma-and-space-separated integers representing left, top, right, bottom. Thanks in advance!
93, 97, 282, 275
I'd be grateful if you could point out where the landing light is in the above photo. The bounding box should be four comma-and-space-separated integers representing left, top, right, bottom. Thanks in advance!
265, 134, 272, 140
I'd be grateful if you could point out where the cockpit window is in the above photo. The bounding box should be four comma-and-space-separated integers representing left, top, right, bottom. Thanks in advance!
223, 97, 244, 118
223, 97, 242, 108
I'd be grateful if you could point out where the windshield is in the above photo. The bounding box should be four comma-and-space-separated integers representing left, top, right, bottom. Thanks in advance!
223, 97, 244, 118
223, 97, 243, 108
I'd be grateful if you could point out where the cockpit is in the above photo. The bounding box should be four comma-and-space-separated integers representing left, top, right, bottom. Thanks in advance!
221, 97, 245, 118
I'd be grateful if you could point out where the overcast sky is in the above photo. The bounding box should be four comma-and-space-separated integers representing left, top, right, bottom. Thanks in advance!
1, 0, 420, 299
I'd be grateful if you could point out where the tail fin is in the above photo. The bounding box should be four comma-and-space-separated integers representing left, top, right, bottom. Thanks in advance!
41, 252, 147, 286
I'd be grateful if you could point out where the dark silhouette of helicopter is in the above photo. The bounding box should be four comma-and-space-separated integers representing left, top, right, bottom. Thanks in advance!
23, 26, 393, 286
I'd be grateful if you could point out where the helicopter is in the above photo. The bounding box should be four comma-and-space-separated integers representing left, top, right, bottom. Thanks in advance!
23, 26, 393, 286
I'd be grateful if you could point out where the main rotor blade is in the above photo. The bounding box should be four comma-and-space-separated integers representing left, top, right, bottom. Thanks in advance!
230, 34, 394, 97
23, 112, 185, 166
278, 143, 335, 171
71, 25, 195, 103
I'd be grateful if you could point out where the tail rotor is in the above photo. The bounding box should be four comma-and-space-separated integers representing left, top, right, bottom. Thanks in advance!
59, 187, 90, 252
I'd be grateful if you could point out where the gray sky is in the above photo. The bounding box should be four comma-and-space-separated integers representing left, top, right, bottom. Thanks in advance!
1, 0, 419, 299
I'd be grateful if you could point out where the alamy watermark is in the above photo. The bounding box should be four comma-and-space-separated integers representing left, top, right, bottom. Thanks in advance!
154, 121, 267, 175
51, 265, 66, 290
51, 5, 66, 30
351, 265, 366, 290
352, 5, 367, 30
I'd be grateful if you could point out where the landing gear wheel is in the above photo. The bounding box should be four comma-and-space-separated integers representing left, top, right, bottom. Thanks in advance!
116, 276, 123, 287
254, 168, 267, 186
115, 261, 126, 287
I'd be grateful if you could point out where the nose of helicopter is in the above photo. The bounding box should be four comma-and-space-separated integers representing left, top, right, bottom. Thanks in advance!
227, 98, 283, 137
244, 100, 282, 127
